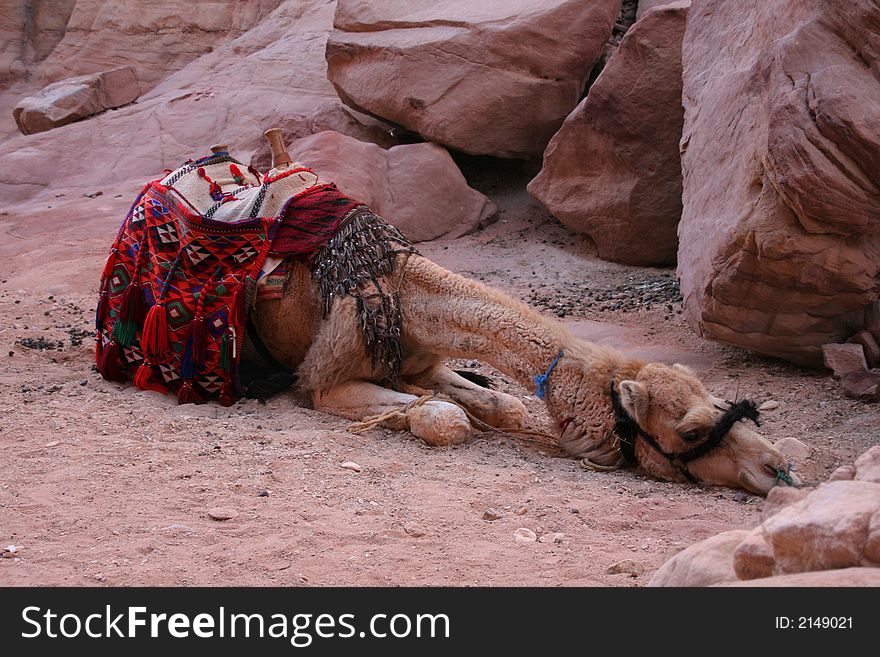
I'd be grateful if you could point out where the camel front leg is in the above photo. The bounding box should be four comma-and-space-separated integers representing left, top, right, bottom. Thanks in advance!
312, 380, 475, 447
407, 364, 529, 430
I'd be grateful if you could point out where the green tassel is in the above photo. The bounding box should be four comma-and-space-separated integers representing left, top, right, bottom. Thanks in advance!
219, 332, 231, 373
110, 318, 137, 348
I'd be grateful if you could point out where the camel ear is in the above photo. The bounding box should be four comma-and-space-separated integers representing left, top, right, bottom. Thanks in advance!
618, 380, 649, 421
672, 363, 695, 377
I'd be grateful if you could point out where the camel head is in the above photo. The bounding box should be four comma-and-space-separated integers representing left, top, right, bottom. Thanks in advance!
548, 355, 799, 495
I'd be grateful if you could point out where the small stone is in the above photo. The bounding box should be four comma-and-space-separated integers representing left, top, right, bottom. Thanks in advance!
513, 528, 538, 543
758, 400, 779, 411
45, 441, 59, 447
733, 492, 748, 503
257, 490, 270, 497
606, 559, 646, 577
538, 532, 565, 544
773, 437, 811, 462
79, 379, 88, 386
404, 522, 426, 538
515, 506, 528, 516
162, 524, 196, 533
848, 330, 880, 368
482, 508, 502, 521
340, 461, 362, 472
208, 507, 238, 521
828, 465, 856, 482
842, 370, 880, 402
822, 342, 867, 378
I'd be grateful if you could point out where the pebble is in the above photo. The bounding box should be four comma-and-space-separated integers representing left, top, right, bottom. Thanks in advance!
759, 400, 780, 411
257, 490, 270, 497
340, 461, 362, 473
538, 532, 565, 544
606, 559, 646, 577
162, 524, 196, 533
45, 441, 60, 447
404, 522, 426, 538
733, 492, 749, 503
482, 508, 502, 521
513, 528, 537, 543
208, 507, 238, 521
773, 437, 811, 462
515, 506, 528, 516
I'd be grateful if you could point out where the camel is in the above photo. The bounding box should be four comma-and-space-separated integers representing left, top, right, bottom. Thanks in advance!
249, 237, 799, 496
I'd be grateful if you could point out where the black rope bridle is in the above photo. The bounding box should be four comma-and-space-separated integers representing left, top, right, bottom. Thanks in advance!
609, 382, 761, 483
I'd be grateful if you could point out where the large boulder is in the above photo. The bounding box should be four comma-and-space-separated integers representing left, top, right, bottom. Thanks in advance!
528, 2, 689, 266
30, 0, 285, 93
325, 0, 621, 159
718, 568, 880, 587
13, 66, 140, 135
677, 0, 880, 367
647, 529, 748, 587
0, 1, 391, 206
259, 131, 496, 242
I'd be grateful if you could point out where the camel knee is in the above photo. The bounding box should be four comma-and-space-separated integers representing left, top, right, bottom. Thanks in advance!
407, 400, 474, 447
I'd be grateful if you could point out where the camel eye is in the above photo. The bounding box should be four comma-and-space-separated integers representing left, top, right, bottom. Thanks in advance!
681, 430, 703, 443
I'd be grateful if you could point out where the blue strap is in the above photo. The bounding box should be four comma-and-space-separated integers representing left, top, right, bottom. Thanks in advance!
533, 350, 564, 399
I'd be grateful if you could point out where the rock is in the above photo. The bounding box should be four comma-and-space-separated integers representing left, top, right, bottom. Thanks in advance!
606, 559, 647, 577
773, 437, 810, 463
515, 506, 528, 516
854, 446, 880, 484
841, 370, 880, 402
207, 507, 238, 521
403, 522, 426, 538
829, 465, 856, 482
326, 0, 620, 158
340, 461, 362, 473
734, 480, 880, 578
513, 528, 538, 543
732, 492, 748, 503
731, 531, 776, 581
761, 485, 811, 520
0, 1, 392, 207
758, 400, 779, 411
718, 567, 880, 587
637, 0, 675, 19
538, 532, 565, 544
822, 343, 868, 378
257, 490, 270, 497
0, 0, 75, 86
253, 131, 496, 242
676, 0, 880, 367
14, 66, 140, 135
528, 2, 689, 266
162, 524, 196, 533
482, 508, 502, 521
649, 530, 749, 587
865, 301, 880, 344
848, 331, 880, 368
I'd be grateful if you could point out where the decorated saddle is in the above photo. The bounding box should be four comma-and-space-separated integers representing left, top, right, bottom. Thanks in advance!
96, 149, 415, 405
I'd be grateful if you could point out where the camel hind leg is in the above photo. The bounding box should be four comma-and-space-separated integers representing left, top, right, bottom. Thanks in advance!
312, 380, 475, 447
406, 364, 529, 430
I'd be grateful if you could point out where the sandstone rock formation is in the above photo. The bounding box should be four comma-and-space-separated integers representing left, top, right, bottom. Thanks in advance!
254, 130, 496, 242
0, 0, 77, 86
0, 1, 392, 207
677, 0, 880, 367
527, 2, 688, 266
636, 0, 673, 19
325, 0, 621, 158
651, 446, 880, 586
30, 0, 286, 93
13, 66, 139, 134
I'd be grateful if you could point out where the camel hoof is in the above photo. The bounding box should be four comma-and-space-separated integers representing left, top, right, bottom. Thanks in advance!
407, 400, 474, 446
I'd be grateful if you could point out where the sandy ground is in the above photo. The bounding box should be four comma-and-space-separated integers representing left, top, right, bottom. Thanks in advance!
1, 164, 878, 587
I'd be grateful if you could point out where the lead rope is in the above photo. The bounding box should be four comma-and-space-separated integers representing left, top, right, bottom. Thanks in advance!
347, 393, 565, 454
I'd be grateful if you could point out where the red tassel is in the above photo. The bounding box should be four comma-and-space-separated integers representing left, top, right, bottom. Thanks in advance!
230, 283, 249, 328
95, 340, 103, 369
98, 341, 126, 381
219, 381, 236, 407
190, 316, 207, 366
177, 380, 203, 405
133, 363, 168, 394
117, 281, 145, 325
229, 163, 245, 185
142, 303, 169, 362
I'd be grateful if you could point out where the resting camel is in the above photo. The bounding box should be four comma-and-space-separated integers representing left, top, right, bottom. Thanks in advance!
223, 133, 797, 497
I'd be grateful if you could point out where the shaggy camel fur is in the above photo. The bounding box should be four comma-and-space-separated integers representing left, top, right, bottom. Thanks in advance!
251, 253, 798, 495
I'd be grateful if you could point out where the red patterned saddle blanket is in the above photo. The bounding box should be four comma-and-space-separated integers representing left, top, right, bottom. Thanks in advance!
95, 150, 362, 405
